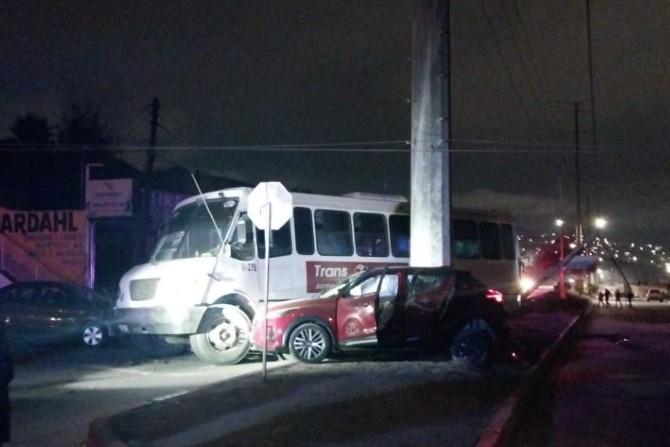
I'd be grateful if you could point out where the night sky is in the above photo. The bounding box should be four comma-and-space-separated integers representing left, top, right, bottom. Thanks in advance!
2, 1, 669, 242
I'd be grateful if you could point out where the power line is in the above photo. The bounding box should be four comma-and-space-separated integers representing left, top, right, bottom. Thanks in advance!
479, 0, 539, 139
0, 141, 609, 154
497, 0, 542, 104
510, 0, 549, 101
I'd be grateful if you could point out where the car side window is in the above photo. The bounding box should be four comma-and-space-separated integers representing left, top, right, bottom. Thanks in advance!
349, 274, 399, 300
14, 286, 36, 305
378, 274, 399, 300
349, 276, 380, 297
408, 272, 444, 298
40, 286, 68, 306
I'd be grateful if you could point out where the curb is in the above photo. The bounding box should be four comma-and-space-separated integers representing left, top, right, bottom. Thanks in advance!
474, 298, 593, 447
84, 359, 297, 447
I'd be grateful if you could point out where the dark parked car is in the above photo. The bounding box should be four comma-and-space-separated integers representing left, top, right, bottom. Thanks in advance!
252, 267, 508, 366
0, 323, 12, 444
0, 281, 114, 348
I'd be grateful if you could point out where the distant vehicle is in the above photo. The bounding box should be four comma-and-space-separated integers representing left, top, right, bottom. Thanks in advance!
251, 267, 508, 366
0, 281, 114, 348
115, 186, 520, 365
645, 288, 667, 302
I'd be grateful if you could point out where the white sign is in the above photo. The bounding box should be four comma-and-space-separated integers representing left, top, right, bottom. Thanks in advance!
85, 178, 133, 218
248, 182, 292, 230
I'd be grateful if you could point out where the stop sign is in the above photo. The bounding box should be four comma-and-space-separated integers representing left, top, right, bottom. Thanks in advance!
248, 182, 293, 230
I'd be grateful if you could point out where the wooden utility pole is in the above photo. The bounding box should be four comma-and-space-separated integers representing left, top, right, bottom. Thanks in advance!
141, 97, 160, 261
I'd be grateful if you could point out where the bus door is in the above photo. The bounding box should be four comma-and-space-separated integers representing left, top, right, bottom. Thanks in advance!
255, 222, 295, 301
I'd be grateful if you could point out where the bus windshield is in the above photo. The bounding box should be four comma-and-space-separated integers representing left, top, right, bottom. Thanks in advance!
151, 198, 239, 262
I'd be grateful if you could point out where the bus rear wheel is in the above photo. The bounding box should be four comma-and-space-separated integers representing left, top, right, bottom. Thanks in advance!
190, 305, 252, 365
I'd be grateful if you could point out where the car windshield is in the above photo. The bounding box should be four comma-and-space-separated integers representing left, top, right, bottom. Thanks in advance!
318, 271, 367, 298
151, 198, 238, 262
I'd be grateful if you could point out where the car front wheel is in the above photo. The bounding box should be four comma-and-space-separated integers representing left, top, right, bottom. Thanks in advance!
81, 322, 106, 347
449, 319, 494, 367
288, 323, 331, 363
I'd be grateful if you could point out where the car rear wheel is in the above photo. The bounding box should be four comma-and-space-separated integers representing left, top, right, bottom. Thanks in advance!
189, 305, 252, 365
288, 323, 331, 363
81, 322, 106, 347
449, 319, 494, 367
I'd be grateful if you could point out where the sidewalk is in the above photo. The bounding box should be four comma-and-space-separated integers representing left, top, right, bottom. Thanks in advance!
519, 302, 670, 446
87, 294, 590, 447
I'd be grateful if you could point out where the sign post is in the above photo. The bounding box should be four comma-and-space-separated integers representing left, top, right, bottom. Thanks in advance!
247, 182, 292, 380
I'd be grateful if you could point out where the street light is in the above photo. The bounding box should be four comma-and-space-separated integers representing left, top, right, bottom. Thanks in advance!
556, 218, 566, 299
594, 217, 608, 230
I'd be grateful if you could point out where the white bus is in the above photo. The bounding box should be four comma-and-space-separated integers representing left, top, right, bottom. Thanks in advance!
114, 187, 519, 364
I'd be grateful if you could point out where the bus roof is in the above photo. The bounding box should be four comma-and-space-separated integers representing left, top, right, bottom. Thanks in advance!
173, 187, 514, 223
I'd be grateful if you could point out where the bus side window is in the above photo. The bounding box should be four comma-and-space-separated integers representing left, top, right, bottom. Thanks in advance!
389, 215, 410, 258
354, 212, 389, 257
315, 210, 353, 256
230, 213, 255, 261
294, 207, 315, 255
500, 223, 516, 260
480, 222, 501, 260
257, 221, 292, 258
453, 219, 480, 259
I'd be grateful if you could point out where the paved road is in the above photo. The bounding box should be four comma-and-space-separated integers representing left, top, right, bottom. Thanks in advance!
510, 300, 670, 446
9, 342, 291, 446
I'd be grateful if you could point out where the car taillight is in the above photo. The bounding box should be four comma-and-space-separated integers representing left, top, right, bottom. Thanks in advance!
486, 289, 503, 303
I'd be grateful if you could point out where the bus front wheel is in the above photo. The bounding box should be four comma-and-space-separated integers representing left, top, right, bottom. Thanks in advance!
189, 305, 252, 365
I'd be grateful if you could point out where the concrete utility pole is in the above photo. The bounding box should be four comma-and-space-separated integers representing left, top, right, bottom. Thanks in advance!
410, 0, 452, 267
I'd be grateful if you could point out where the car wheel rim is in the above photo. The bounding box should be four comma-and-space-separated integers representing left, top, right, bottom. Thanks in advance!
293, 327, 326, 360
455, 333, 488, 363
83, 326, 103, 346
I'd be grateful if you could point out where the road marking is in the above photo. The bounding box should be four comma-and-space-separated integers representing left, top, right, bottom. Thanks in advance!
153, 390, 189, 402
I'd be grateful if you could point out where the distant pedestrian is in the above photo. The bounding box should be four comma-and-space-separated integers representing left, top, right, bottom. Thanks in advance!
615, 289, 622, 308
0, 325, 12, 446
627, 290, 634, 308
604, 288, 611, 307
598, 290, 604, 306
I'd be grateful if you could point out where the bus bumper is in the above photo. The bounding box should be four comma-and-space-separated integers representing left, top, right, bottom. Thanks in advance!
114, 306, 207, 335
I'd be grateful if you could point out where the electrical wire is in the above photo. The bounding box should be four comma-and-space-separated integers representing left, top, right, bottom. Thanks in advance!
479, 0, 539, 140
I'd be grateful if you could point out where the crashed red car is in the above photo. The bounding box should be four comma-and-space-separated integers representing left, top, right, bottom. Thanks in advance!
252, 266, 508, 366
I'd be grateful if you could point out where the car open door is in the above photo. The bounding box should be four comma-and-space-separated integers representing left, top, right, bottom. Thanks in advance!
375, 272, 405, 347
404, 269, 454, 342
336, 274, 383, 347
